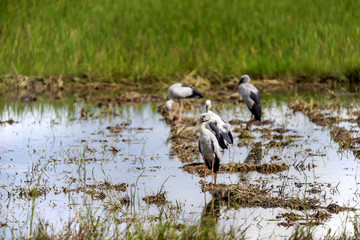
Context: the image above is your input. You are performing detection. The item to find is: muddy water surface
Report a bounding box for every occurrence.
[1,92,360,239]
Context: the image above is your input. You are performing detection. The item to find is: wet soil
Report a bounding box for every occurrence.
[3,73,356,105]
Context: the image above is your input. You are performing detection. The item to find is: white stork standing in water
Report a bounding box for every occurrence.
[235,75,262,129]
[166,83,203,122]
[204,100,233,149]
[197,113,222,188]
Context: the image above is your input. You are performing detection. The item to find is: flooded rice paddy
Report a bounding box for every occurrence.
[1,89,360,239]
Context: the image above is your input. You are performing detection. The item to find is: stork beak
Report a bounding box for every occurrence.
[233,81,240,92]
[193,120,201,134]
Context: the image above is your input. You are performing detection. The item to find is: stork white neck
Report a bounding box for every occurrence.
[165,99,174,110]
[200,121,208,134]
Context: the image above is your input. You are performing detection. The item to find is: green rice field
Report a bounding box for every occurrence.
[1,0,360,82]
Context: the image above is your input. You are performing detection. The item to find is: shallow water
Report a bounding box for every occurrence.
[1,94,360,239]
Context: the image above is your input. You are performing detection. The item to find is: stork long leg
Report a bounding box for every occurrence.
[174,100,183,122]
[204,191,207,205]
[203,158,207,188]
[211,157,215,189]
[246,118,254,130]
[178,100,183,122]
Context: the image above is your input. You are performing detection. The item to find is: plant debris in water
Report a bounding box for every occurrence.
[143,192,168,206]
[167,120,200,162]
[55,182,128,194]
[291,99,343,126]
[277,210,332,227]
[0,119,17,125]
[17,186,46,199]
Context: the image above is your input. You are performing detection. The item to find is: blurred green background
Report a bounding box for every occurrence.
[1,0,360,83]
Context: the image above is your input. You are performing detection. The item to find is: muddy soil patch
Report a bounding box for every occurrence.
[182,162,289,177]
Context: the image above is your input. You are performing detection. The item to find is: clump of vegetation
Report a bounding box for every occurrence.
[209,183,320,211]
[55,182,128,196]
[277,210,332,227]
[330,126,356,149]
[291,99,334,126]
[223,162,289,174]
[237,129,256,139]
[0,119,17,125]
[18,186,46,199]
[265,139,294,148]
[143,192,168,206]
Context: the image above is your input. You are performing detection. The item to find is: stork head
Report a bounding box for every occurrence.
[234,75,251,91]
[193,113,211,134]
[205,100,211,112]
[199,112,211,123]
[239,75,251,84]
[165,99,174,111]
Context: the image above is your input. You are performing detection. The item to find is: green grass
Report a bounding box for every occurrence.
[28,212,360,240]
[1,0,360,82]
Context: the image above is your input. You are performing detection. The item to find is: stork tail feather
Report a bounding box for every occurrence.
[250,104,261,121]
[221,131,233,145]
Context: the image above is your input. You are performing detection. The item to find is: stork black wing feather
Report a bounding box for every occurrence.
[249,91,261,106]
[181,84,203,98]
[209,122,227,149]
[249,91,262,121]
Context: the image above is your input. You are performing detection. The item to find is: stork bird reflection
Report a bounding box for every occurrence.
[197,113,222,188]
[204,100,233,149]
[235,75,262,129]
[166,83,203,122]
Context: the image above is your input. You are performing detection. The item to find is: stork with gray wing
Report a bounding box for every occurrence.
[235,75,261,129]
[196,113,222,188]
[166,83,203,122]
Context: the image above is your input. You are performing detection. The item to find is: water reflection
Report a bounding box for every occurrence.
[201,195,221,229]
[240,142,262,183]
[244,142,262,165]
